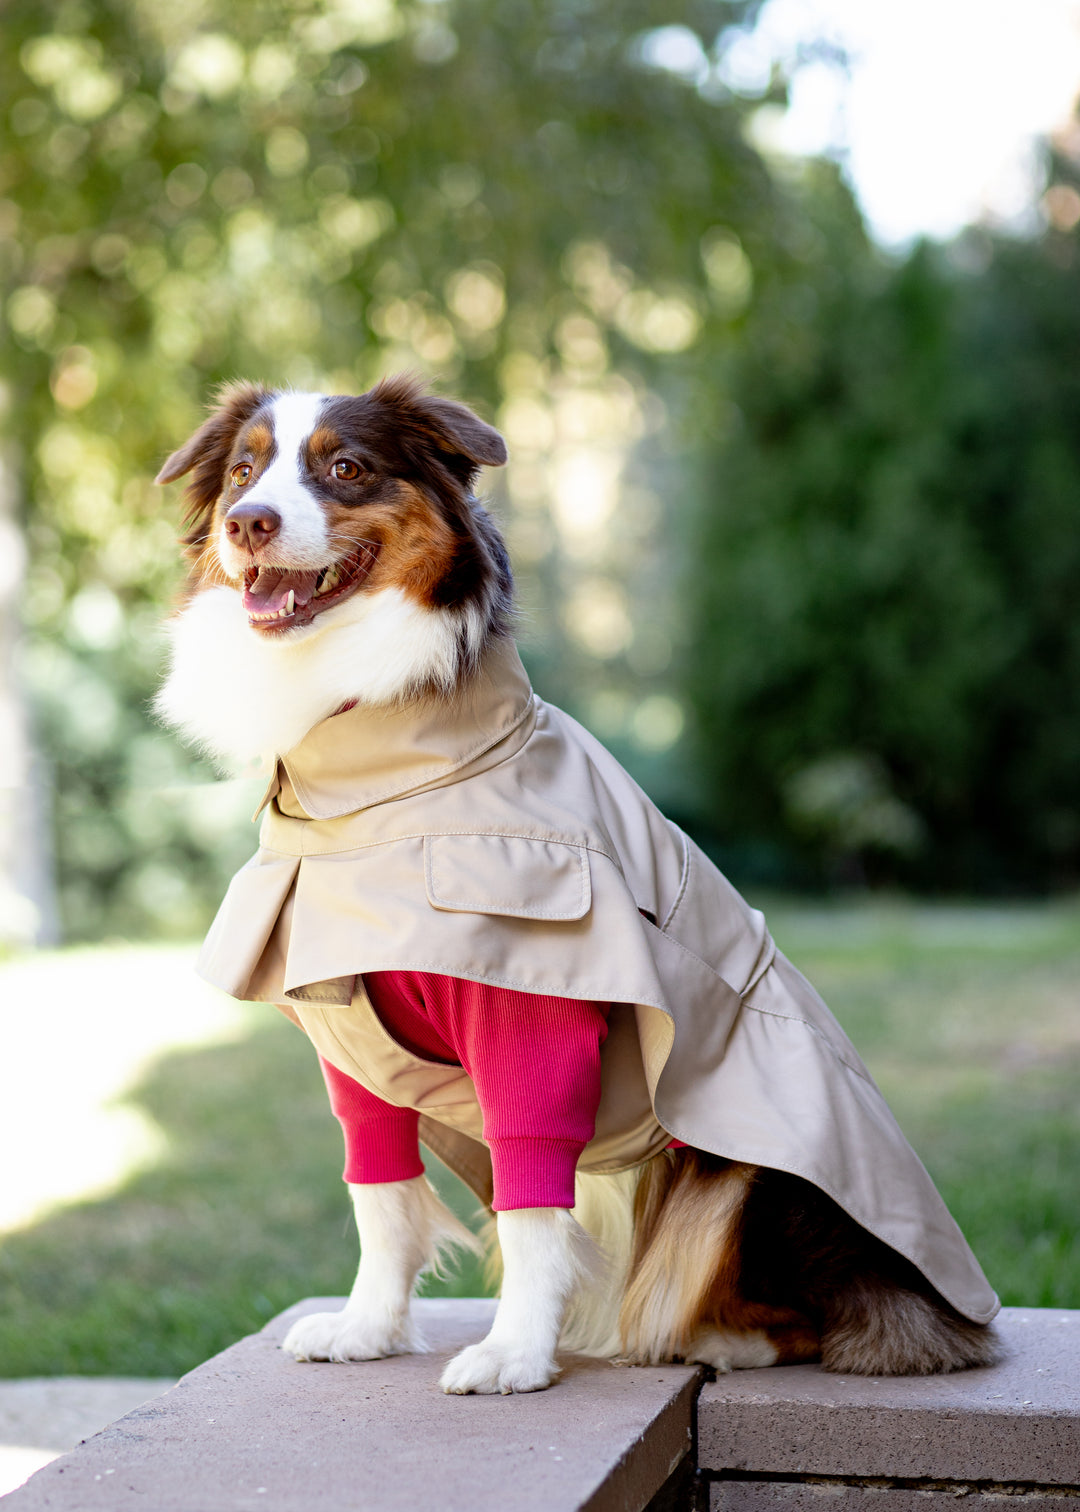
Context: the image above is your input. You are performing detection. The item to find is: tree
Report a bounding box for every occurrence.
[684,156,1080,890]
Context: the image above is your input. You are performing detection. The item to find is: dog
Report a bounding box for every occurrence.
[155,375,999,1394]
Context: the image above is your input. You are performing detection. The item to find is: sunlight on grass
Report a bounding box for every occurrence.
[0,945,256,1232]
[0,950,490,1377]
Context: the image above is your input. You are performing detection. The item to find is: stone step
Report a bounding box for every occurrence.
[0,1299,700,1512]
[3,1304,1078,1511]
[698,1306,1080,1509]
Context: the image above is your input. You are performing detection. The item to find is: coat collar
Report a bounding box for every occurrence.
[254,635,537,821]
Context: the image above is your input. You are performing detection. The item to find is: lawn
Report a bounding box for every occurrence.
[0,898,1076,1377]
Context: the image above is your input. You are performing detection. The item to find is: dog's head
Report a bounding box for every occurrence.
[155,378,513,762]
[157,375,512,650]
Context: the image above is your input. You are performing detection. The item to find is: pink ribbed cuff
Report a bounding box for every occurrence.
[339,1110,425,1186]
[488,1136,586,1210]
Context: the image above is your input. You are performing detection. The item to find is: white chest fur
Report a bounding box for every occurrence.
[156,584,481,768]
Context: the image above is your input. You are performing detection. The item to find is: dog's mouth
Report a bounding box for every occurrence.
[241,543,380,632]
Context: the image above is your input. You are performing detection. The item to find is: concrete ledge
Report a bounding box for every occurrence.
[1,1299,701,1512]
[699,1307,1080,1502]
[5,1305,1079,1511]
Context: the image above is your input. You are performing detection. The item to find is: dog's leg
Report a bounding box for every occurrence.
[440,1208,591,1394]
[282,1175,479,1363]
[685,1326,780,1371]
[685,1317,822,1371]
[559,1167,639,1358]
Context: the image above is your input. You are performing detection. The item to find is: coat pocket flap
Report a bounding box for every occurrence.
[424,834,592,920]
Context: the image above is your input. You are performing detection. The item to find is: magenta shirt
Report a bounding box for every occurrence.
[318,970,611,1210]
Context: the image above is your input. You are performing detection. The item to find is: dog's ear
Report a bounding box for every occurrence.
[420,395,508,470]
[371,375,507,486]
[156,381,272,486]
[157,382,273,548]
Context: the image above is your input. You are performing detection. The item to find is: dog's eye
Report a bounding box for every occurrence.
[332,459,363,482]
[231,463,253,487]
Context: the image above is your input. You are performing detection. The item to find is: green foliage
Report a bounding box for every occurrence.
[680,145,1080,883]
[684,184,1080,890]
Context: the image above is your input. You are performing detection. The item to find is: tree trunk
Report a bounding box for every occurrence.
[0,442,58,947]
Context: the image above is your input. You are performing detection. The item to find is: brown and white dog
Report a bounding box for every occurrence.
[155,377,997,1394]
[156,379,513,769]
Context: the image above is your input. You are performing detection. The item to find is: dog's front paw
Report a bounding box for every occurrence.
[282,1308,416,1364]
[439,1339,559,1395]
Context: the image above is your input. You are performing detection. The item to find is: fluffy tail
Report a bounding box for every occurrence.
[740,1164,1001,1376]
[818,1277,999,1374]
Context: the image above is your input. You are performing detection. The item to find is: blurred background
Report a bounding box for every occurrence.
[0,0,1078,1392]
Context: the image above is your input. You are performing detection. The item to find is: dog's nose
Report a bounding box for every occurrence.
[224,502,281,552]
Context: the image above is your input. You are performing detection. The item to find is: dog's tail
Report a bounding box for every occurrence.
[741,1164,1001,1376]
[817,1274,1000,1375]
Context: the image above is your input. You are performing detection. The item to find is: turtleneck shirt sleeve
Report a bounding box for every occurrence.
[316,970,610,1210]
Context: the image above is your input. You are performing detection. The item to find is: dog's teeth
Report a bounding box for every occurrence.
[285,589,295,615]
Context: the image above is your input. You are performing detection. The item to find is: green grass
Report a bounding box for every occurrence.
[764,897,1080,1309]
[1,898,1077,1376]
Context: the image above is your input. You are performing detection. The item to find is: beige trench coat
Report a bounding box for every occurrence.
[198,638,999,1326]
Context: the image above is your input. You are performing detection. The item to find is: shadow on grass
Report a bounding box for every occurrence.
[0,1014,493,1379]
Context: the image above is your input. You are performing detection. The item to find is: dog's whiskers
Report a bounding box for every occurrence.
[325,534,379,554]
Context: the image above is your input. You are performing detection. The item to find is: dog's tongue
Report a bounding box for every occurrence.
[243,567,320,615]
